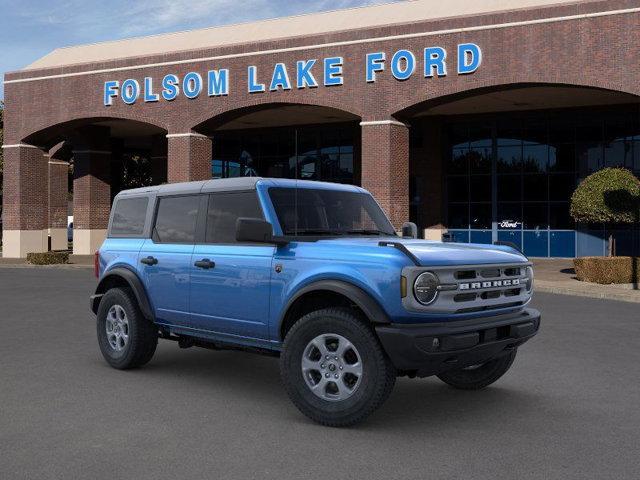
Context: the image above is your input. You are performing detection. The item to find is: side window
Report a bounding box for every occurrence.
[110,197,148,236]
[205,192,263,244]
[153,195,200,244]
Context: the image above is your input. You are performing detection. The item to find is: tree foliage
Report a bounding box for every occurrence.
[570,168,640,224]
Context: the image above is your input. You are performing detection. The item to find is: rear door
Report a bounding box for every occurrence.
[139,194,203,327]
[189,191,274,342]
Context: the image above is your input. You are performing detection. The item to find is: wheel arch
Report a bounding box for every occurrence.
[279,280,390,341]
[92,267,154,321]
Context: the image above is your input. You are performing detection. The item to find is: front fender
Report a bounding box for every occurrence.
[282,278,391,325]
[92,267,154,321]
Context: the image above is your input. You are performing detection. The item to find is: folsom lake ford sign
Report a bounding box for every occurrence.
[103,43,482,106]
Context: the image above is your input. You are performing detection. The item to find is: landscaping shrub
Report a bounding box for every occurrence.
[27,251,69,265]
[573,256,640,284]
[570,168,640,224]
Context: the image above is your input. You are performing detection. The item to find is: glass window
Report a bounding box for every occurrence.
[447,204,469,229]
[153,195,200,244]
[469,147,491,174]
[550,202,573,229]
[470,203,491,229]
[523,145,548,173]
[523,204,548,229]
[523,175,548,202]
[604,141,632,168]
[497,145,522,173]
[447,176,469,203]
[497,203,522,229]
[269,188,395,236]
[449,148,469,174]
[205,192,264,244]
[110,197,148,236]
[549,174,576,201]
[470,175,492,202]
[497,175,521,201]
[549,144,575,172]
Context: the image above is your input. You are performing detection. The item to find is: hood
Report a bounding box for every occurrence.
[316,237,527,266]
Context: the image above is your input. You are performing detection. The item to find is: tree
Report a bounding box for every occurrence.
[570,167,640,255]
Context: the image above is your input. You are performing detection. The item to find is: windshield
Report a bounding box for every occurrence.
[269,187,396,237]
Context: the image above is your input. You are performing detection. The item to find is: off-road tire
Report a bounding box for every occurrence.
[97,287,158,370]
[280,307,396,427]
[436,349,517,390]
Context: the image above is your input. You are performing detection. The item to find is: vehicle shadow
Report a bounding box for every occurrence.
[135,344,541,433]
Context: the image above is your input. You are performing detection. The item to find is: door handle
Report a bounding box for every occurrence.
[194,259,215,269]
[140,256,158,266]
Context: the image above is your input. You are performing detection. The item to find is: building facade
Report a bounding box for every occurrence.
[3,0,640,257]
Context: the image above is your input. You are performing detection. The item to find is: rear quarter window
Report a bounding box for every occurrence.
[109,197,149,236]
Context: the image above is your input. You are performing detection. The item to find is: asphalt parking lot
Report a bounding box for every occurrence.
[1,267,639,480]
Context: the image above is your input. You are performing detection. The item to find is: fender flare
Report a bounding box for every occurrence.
[280,279,391,329]
[92,267,154,321]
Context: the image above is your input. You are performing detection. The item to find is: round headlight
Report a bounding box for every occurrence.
[525,266,534,292]
[414,271,439,305]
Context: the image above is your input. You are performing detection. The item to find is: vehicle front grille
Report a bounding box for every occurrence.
[402,263,532,315]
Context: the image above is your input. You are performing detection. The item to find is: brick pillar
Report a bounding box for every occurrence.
[151,134,168,184]
[360,120,410,229]
[71,127,111,255]
[1,144,49,257]
[167,133,212,183]
[48,159,69,251]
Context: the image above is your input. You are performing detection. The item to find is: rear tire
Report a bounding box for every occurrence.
[436,350,517,390]
[97,287,158,370]
[280,308,396,427]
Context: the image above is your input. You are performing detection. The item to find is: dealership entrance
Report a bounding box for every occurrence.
[407,86,640,258]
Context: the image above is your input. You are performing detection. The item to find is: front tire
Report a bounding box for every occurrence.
[97,287,158,370]
[280,308,396,427]
[436,350,517,390]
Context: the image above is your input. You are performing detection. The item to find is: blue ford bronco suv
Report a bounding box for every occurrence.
[91,177,540,426]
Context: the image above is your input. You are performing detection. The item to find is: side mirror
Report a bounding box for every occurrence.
[236,217,288,245]
[236,218,274,243]
[401,222,418,239]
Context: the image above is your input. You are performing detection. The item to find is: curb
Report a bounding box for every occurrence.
[535,281,640,304]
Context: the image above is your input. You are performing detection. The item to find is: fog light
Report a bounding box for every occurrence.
[414,271,439,305]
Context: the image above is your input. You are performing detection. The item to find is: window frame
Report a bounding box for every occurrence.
[202,190,266,246]
[107,195,151,239]
[151,193,205,245]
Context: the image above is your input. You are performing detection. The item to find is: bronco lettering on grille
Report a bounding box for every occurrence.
[459,279,521,290]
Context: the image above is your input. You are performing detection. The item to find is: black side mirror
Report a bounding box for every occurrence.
[401,222,418,239]
[236,218,273,243]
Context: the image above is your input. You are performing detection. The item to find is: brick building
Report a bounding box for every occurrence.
[3,0,640,257]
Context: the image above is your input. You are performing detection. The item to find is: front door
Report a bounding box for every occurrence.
[139,194,202,327]
[189,191,274,342]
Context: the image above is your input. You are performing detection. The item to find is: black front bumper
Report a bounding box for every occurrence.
[376,308,541,377]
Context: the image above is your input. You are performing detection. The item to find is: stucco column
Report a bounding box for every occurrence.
[166,133,212,183]
[151,134,168,184]
[72,149,111,255]
[1,144,49,258]
[360,120,410,229]
[48,159,69,251]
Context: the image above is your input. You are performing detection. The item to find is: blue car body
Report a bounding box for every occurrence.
[95,178,536,357]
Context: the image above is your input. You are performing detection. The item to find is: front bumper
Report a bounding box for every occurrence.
[375,308,540,377]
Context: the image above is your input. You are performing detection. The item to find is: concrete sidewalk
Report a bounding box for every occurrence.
[533,258,640,303]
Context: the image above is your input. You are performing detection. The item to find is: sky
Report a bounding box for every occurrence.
[0,0,401,100]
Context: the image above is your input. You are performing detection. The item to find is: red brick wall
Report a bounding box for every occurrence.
[167,135,212,183]
[2,146,48,230]
[48,161,68,229]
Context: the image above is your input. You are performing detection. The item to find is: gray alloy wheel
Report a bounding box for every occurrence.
[301,333,363,401]
[105,304,129,352]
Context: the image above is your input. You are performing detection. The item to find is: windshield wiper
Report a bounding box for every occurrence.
[285,229,347,236]
[346,229,393,236]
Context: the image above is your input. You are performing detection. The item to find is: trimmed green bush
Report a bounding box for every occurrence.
[570,168,640,224]
[27,251,69,265]
[574,256,640,284]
